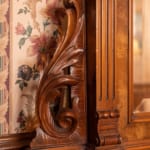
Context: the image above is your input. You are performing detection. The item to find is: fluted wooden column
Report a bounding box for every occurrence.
[96,0,122,148]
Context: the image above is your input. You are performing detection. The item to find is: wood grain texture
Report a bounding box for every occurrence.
[96,145,124,150]
[124,139,150,150]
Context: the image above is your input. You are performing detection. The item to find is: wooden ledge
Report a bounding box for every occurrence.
[0,131,36,150]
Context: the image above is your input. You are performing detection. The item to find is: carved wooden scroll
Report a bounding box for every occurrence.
[36,0,85,141]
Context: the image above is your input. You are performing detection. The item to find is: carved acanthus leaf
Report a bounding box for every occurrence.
[36,0,84,138]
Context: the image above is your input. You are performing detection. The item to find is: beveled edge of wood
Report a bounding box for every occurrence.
[124,139,150,150]
[96,144,124,150]
[0,131,36,150]
[32,144,86,150]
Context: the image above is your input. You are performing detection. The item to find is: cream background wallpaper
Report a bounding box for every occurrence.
[0,0,62,135]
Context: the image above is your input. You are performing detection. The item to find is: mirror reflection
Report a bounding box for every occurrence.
[133,0,150,113]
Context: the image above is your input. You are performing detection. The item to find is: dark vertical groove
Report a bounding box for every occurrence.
[106,0,109,100]
[86,0,97,148]
[100,0,102,101]
[113,0,116,100]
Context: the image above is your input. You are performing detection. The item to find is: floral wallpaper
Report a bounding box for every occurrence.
[0,0,65,135]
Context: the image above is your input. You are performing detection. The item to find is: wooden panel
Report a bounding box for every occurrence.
[117,0,150,148]
[129,0,150,123]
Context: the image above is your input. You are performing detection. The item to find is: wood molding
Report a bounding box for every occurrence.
[118,0,150,142]
[0,132,35,150]
[99,110,120,119]
[96,145,124,150]
[124,139,150,150]
[128,0,150,123]
[97,110,121,146]
[96,0,116,109]
[32,144,86,150]
[96,0,122,148]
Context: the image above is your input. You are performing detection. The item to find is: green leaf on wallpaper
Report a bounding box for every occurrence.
[24,7,30,14]
[19,37,26,49]
[17,7,30,15]
[33,73,40,80]
[18,9,24,14]
[15,80,22,84]
[19,82,24,90]
[23,82,28,87]
[15,80,28,90]
[26,25,32,37]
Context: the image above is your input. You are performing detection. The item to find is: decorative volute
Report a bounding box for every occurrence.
[36,0,85,139]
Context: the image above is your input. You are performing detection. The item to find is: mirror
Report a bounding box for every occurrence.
[0,0,65,136]
[133,0,150,113]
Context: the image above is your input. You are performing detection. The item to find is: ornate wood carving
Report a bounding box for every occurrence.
[32,0,86,147]
[99,110,120,119]
[97,110,121,146]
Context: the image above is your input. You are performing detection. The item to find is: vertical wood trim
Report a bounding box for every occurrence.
[96,0,116,109]
[128,0,134,122]
[96,0,122,147]
[86,0,97,148]
[96,0,102,101]
[108,0,115,102]
[129,0,134,122]
[102,0,108,101]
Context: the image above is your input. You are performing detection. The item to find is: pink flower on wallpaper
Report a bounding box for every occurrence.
[26,33,57,70]
[27,46,38,57]
[41,0,65,25]
[15,23,26,35]
[27,33,57,57]
[28,34,48,55]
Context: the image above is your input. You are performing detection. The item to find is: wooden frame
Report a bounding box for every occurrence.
[129,0,150,123]
[119,0,150,149]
